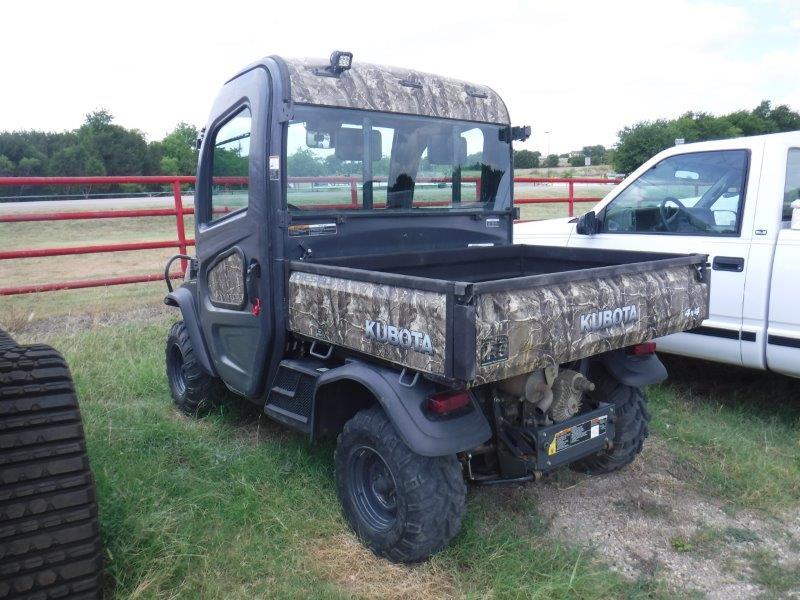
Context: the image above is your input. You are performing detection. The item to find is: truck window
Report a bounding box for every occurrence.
[285,106,510,213]
[601,150,748,236]
[784,148,800,221]
[208,107,251,223]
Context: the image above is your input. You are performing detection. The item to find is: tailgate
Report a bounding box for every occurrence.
[473,256,709,384]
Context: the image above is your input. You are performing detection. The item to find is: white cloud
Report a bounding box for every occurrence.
[0,0,797,154]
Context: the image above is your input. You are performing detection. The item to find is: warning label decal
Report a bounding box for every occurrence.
[548,415,608,456]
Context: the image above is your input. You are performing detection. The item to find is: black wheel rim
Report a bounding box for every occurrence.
[348,445,398,531]
[167,343,187,397]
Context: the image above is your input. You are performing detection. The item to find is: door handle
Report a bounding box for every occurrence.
[246,260,261,304]
[712,256,744,272]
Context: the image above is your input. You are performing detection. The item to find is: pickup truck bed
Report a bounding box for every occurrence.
[287,245,710,385]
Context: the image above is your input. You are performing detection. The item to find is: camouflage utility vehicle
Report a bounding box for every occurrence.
[164,52,710,562]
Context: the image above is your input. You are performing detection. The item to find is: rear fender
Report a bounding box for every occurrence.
[164,284,217,377]
[313,361,491,457]
[596,349,667,387]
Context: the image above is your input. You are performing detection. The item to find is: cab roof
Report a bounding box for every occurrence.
[268,56,510,125]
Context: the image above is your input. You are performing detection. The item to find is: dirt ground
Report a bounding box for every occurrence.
[524,438,799,599]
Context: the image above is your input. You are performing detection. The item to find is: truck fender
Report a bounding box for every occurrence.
[164,286,218,377]
[313,361,491,457]
[595,349,667,388]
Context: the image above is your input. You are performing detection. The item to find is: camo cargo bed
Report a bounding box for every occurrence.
[287,245,710,385]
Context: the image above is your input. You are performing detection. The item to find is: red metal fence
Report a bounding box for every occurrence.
[0,175,621,296]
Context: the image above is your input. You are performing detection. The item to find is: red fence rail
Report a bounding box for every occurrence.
[0,175,621,296]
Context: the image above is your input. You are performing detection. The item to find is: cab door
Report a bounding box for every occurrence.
[569,147,758,366]
[195,67,273,397]
[765,147,800,378]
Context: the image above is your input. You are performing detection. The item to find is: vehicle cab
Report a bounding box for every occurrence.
[516,131,800,378]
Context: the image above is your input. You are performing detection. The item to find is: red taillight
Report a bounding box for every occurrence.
[427,390,471,415]
[628,342,657,356]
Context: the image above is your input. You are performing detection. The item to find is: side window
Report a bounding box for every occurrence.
[602,150,748,236]
[784,148,800,221]
[208,107,251,222]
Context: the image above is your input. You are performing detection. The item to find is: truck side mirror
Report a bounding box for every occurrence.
[576,211,598,235]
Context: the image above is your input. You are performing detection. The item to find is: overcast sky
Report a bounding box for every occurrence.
[2,0,799,155]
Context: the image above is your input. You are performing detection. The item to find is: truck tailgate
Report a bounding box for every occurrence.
[473,261,709,383]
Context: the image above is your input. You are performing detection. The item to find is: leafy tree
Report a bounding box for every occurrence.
[287,148,324,176]
[0,154,13,176]
[614,101,800,173]
[545,154,559,168]
[161,122,198,175]
[568,154,585,167]
[513,149,540,169]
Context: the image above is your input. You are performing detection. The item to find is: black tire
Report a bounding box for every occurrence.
[570,363,651,475]
[334,407,466,563]
[0,335,103,600]
[166,321,224,417]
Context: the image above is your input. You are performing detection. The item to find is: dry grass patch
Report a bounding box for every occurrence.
[307,533,459,600]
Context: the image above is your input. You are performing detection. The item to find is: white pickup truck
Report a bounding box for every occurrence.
[516,131,800,379]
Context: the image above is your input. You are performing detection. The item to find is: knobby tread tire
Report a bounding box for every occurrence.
[0,330,103,600]
[570,363,651,475]
[166,321,224,417]
[335,407,466,563]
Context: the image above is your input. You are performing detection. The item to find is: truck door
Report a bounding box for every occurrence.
[765,147,800,378]
[569,147,758,366]
[194,68,273,397]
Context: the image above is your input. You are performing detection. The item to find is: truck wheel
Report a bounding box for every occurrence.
[0,335,104,599]
[570,364,651,475]
[166,321,224,417]
[334,407,466,563]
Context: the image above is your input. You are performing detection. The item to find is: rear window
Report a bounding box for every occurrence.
[285,105,511,213]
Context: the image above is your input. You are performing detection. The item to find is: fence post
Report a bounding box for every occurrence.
[172,180,188,274]
[568,180,574,217]
[350,178,358,208]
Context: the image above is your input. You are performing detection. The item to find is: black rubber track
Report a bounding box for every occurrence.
[166,321,225,417]
[0,332,103,600]
[570,362,651,475]
[335,407,466,563]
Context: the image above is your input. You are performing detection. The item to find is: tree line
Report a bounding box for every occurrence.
[0,110,198,196]
[513,100,800,175]
[2,101,798,191]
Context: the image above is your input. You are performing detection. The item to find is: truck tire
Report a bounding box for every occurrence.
[0,334,103,600]
[334,407,466,563]
[570,364,651,475]
[166,321,224,417]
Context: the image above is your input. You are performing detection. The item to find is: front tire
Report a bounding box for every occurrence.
[570,363,651,475]
[335,407,466,563]
[166,321,224,417]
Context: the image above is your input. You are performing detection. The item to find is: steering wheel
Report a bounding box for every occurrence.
[658,196,690,232]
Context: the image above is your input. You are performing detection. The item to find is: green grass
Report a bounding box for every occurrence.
[748,549,800,595]
[649,356,800,510]
[47,320,673,599]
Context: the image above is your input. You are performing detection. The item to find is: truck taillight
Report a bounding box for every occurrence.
[628,342,657,356]
[428,390,471,415]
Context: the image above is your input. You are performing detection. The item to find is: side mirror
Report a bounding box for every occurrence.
[576,211,598,235]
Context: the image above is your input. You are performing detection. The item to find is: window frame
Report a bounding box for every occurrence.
[783,147,800,222]
[598,149,751,238]
[202,103,253,226]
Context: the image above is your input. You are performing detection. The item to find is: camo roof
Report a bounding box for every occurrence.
[280,57,510,125]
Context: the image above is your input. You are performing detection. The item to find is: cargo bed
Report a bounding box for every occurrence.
[287,245,709,384]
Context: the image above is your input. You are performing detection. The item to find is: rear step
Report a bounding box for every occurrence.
[264,358,329,434]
